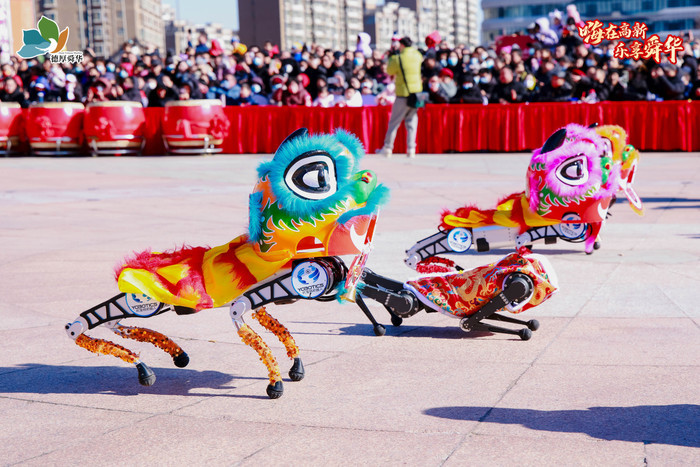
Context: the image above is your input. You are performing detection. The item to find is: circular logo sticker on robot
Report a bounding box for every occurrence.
[559,213,586,240]
[291,261,329,299]
[125,293,161,317]
[447,228,473,252]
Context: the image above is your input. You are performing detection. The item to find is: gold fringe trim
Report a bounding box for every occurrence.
[75,333,138,364]
[237,323,281,384]
[252,307,299,359]
[113,325,185,359]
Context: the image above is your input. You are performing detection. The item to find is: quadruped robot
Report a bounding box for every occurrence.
[404,123,643,271]
[65,128,559,399]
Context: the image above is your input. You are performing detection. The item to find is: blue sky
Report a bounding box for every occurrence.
[162,0,239,30]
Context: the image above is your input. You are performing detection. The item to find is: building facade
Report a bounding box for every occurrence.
[36,0,165,58]
[482,0,700,44]
[398,0,480,48]
[364,1,417,52]
[239,0,364,51]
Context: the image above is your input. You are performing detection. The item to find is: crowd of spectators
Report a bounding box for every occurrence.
[2,7,700,109]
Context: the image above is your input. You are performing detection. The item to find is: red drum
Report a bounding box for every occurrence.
[0,102,25,154]
[162,99,230,154]
[84,101,146,156]
[26,102,85,155]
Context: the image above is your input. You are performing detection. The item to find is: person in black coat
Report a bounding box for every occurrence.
[490,67,527,103]
[0,77,27,107]
[147,75,178,107]
[625,67,649,100]
[426,75,450,104]
[592,69,612,101]
[647,64,685,100]
[607,69,628,101]
[477,68,497,100]
[119,76,142,102]
[535,71,574,101]
[451,73,484,104]
[570,68,594,100]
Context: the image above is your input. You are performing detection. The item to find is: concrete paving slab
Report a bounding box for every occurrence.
[444,434,643,466]
[1,151,699,465]
[18,416,295,466]
[537,317,700,366]
[464,365,698,448]
[0,397,151,465]
[239,427,464,466]
[173,351,530,434]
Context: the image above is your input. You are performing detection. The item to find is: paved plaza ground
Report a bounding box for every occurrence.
[1,150,699,465]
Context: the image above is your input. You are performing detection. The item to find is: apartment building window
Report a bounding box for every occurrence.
[118,27,125,36]
[94,27,103,39]
[43,0,56,6]
[116,10,122,18]
[93,10,102,22]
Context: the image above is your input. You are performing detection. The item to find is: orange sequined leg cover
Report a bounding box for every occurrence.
[252,307,299,359]
[75,334,139,364]
[112,324,189,368]
[237,323,281,385]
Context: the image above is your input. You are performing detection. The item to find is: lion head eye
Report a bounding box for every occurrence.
[284,151,337,200]
[556,154,589,186]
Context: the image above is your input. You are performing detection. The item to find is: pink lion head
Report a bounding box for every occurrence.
[527,123,616,223]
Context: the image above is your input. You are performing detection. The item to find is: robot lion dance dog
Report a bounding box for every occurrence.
[65,128,560,398]
[405,123,643,270]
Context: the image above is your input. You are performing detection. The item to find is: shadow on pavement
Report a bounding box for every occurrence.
[641,197,700,203]
[424,405,700,447]
[336,323,523,340]
[0,363,269,398]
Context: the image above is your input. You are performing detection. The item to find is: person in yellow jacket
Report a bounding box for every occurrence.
[379,37,423,158]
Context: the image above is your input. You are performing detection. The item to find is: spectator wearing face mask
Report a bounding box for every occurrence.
[477,68,497,99]
[119,75,141,102]
[438,68,457,98]
[451,73,484,104]
[426,75,450,104]
[147,75,178,107]
[445,51,462,80]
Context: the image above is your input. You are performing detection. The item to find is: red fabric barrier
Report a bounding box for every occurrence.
[11,102,700,155]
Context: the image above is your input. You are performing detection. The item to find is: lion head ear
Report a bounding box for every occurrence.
[541,128,567,154]
[278,128,309,150]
